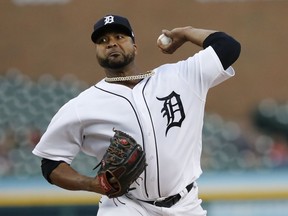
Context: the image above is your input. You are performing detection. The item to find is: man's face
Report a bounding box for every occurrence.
[95,31,137,70]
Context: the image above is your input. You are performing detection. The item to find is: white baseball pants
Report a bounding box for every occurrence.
[97,182,207,216]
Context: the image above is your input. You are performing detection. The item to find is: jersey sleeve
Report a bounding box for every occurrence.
[177,46,235,99]
[32,99,83,164]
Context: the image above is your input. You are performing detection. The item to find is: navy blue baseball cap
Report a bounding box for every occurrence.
[91,14,135,43]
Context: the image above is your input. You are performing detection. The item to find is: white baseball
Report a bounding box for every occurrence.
[157,34,172,46]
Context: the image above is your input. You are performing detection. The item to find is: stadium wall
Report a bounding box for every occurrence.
[1,0,288,124]
[1,170,288,216]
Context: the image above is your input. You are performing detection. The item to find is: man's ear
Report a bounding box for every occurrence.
[133,43,138,55]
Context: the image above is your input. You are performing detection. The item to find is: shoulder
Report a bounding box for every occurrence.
[53,86,95,114]
[154,47,216,74]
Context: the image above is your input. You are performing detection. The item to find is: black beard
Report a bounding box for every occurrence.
[98,52,135,69]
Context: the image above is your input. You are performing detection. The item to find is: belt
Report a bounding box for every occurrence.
[142,182,194,208]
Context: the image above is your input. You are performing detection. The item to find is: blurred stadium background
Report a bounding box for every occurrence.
[1,0,288,215]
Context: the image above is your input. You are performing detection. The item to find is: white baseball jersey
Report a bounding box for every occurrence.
[33,46,234,200]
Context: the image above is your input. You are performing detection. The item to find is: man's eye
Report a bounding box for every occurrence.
[97,37,107,44]
[116,34,125,39]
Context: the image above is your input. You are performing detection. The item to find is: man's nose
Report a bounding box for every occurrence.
[107,38,117,48]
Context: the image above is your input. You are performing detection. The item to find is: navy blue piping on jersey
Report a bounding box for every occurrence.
[94,85,149,198]
[142,77,162,198]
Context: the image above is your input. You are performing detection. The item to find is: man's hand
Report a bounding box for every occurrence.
[158,26,217,54]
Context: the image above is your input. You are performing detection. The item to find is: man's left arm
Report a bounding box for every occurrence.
[203,31,241,69]
[158,26,241,69]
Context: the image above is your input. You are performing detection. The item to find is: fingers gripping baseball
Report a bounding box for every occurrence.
[157,29,187,54]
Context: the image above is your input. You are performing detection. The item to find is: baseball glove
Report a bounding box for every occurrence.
[94,129,146,198]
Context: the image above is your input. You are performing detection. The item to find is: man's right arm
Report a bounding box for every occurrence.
[41,158,105,194]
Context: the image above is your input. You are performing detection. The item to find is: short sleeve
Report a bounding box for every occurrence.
[32,100,83,164]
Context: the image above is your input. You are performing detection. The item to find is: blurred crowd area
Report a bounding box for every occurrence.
[0,69,288,179]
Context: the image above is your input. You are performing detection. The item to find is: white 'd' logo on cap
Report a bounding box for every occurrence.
[104,15,114,25]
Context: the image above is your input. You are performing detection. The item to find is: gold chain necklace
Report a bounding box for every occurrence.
[105,70,155,82]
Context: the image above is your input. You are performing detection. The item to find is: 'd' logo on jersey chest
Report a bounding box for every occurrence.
[157,91,185,136]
